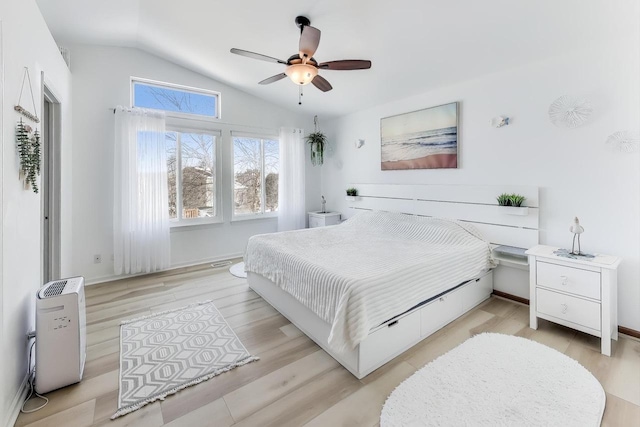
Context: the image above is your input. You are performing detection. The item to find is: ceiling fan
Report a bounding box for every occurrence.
[230,16,371,93]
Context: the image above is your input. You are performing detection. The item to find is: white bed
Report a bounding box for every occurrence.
[245,211,494,351]
[246,184,539,378]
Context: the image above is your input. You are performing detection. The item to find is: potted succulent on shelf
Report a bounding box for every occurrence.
[345,188,358,201]
[497,193,528,215]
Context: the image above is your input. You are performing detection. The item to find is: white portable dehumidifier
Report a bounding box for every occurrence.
[35,276,87,394]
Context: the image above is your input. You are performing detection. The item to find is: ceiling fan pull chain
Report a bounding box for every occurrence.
[298,86,303,105]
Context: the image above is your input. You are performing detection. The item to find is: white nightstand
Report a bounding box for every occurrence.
[308,211,341,228]
[526,245,621,356]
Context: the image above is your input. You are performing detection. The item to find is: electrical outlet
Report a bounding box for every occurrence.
[94,254,102,264]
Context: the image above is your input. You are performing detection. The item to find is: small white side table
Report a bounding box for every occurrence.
[308,211,341,228]
[526,245,621,356]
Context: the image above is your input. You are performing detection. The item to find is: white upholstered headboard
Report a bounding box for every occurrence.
[346,184,539,248]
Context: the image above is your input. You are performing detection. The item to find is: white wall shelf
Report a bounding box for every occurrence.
[498,206,529,216]
[492,245,529,270]
[494,254,529,270]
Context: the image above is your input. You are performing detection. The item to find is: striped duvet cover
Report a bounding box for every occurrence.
[244,210,494,352]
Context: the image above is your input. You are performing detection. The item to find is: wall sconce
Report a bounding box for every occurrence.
[490,116,510,128]
[355,139,365,149]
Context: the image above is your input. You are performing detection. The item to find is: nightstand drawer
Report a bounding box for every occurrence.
[309,216,322,228]
[536,261,600,300]
[308,212,341,228]
[536,288,600,331]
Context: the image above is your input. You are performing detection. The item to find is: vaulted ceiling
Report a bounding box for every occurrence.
[36,0,636,118]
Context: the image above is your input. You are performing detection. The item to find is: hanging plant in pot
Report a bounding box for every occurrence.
[306,115,326,166]
[306,131,326,166]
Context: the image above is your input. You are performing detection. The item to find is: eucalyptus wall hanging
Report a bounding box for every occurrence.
[14,67,41,193]
[16,119,41,193]
[306,115,327,166]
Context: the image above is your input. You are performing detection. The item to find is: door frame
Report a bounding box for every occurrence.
[42,80,61,283]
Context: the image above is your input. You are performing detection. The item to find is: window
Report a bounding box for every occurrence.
[132,78,220,119]
[166,130,221,224]
[232,134,279,217]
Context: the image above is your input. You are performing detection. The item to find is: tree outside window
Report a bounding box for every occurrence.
[166,131,218,222]
[233,136,279,216]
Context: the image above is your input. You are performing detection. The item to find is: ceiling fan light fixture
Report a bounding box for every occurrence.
[285,63,318,85]
[230,15,371,97]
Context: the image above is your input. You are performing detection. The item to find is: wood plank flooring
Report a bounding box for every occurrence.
[15,262,640,426]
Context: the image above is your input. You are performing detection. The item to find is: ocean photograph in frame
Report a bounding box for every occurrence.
[381,102,459,170]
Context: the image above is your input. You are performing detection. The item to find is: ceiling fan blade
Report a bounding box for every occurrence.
[299,26,321,59]
[230,48,287,64]
[259,73,287,85]
[318,60,372,70]
[311,75,332,92]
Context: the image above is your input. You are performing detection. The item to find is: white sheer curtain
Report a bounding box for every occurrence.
[113,106,170,275]
[278,128,306,231]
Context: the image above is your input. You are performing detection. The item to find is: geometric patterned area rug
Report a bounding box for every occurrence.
[112,300,258,419]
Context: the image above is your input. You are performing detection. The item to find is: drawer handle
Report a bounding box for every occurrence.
[560,275,568,286]
[561,303,568,314]
[388,320,399,328]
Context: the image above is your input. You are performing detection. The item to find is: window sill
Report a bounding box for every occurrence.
[231,213,278,223]
[170,217,224,231]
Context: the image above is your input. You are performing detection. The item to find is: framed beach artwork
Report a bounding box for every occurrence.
[380,102,459,170]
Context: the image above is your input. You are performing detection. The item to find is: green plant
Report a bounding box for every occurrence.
[497,193,526,207]
[16,119,40,193]
[510,194,525,207]
[306,131,327,166]
[497,193,511,206]
[346,188,358,197]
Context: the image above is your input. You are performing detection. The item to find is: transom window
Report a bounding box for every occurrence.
[132,78,220,119]
[166,130,221,224]
[232,133,279,217]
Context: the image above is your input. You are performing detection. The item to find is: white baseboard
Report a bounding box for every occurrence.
[4,373,29,427]
[84,252,244,286]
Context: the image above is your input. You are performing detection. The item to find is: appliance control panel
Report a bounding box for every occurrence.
[50,315,72,331]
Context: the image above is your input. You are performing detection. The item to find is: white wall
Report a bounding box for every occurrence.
[0,1,73,425]
[0,18,4,426]
[322,43,640,331]
[69,45,320,283]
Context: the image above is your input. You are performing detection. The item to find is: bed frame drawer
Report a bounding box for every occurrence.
[248,271,494,379]
[420,288,463,338]
[359,310,421,373]
[462,271,493,311]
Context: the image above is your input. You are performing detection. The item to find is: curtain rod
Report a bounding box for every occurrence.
[108,108,290,133]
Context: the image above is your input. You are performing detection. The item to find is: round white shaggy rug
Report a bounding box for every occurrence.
[381,333,605,427]
[229,262,247,279]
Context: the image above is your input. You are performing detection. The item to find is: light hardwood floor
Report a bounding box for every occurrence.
[15,262,640,427]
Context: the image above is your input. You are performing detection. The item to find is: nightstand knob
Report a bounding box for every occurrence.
[560,275,568,285]
[561,303,568,314]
